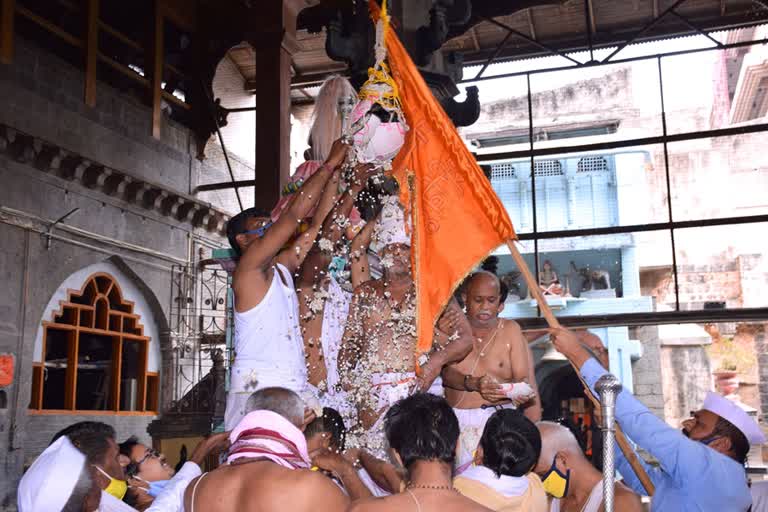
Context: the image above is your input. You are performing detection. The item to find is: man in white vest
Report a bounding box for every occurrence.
[224,139,348,430]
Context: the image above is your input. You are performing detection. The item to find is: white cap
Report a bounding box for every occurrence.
[702,391,766,445]
[373,196,410,249]
[18,436,87,511]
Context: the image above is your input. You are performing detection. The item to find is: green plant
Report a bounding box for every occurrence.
[707,337,755,373]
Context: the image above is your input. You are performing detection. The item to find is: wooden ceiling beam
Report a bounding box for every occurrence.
[527,9,537,40]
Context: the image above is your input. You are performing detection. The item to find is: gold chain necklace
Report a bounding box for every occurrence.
[407,483,460,493]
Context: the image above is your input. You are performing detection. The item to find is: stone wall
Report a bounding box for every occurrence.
[660,345,712,428]
[628,326,665,419]
[0,37,226,508]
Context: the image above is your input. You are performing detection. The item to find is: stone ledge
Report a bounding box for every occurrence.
[0,124,230,236]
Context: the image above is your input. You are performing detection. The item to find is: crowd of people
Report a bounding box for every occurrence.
[17,76,766,511]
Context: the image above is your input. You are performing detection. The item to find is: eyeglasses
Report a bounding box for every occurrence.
[136,448,161,467]
[242,221,273,238]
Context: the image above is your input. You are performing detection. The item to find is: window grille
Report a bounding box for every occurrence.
[577,156,610,173]
[491,163,516,179]
[534,160,564,176]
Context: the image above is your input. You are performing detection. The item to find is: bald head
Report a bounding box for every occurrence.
[535,421,584,473]
[245,387,305,427]
[467,270,501,294]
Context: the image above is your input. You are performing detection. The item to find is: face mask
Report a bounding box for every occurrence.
[94,465,128,500]
[243,221,273,238]
[682,428,720,447]
[541,457,570,499]
[329,256,348,280]
[133,477,170,498]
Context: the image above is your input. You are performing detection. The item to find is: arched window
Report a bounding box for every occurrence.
[29,273,158,414]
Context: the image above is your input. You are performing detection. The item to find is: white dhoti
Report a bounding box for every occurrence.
[317,276,357,424]
[454,403,517,470]
[355,371,417,459]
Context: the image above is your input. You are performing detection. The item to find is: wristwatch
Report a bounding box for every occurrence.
[463,374,473,391]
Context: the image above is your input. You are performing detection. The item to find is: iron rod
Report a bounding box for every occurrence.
[596,374,623,512]
[474,122,768,161]
[482,16,583,66]
[460,36,768,84]
[669,11,724,48]
[603,0,690,62]
[657,56,681,312]
[199,79,244,212]
[475,29,515,80]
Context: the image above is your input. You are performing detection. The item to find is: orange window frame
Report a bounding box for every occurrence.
[29,272,158,415]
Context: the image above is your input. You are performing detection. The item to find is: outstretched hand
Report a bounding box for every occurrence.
[311,448,349,477]
[349,163,377,193]
[190,431,230,466]
[326,138,350,169]
[576,330,609,369]
[548,327,592,369]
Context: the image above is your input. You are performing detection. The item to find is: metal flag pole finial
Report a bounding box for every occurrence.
[596,373,623,512]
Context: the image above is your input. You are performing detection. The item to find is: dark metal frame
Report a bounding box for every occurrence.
[473,34,768,328]
[463,0,768,70]
[461,37,768,85]
[201,2,768,197]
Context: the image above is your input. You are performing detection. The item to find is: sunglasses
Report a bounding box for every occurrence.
[242,221,273,238]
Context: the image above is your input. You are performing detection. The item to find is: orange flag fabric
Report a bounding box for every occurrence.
[369,1,517,355]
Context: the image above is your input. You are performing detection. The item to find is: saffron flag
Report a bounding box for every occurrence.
[369,1,517,354]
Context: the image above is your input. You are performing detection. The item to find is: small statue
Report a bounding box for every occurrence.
[539,260,563,296]
[570,261,612,292]
[500,271,521,299]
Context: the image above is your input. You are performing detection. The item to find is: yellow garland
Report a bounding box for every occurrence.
[358,0,404,115]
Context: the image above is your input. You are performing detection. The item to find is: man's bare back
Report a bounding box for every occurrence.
[350,488,492,512]
[184,460,348,512]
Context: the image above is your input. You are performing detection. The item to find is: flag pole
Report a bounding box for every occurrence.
[505,239,655,496]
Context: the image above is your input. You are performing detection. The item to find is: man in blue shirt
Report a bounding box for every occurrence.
[549,327,765,512]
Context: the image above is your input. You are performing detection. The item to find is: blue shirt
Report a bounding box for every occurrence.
[580,358,752,512]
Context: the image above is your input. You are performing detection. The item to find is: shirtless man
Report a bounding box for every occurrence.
[185,387,349,512]
[442,271,542,469]
[223,139,347,430]
[535,421,642,512]
[350,394,491,512]
[298,163,376,407]
[338,196,472,456]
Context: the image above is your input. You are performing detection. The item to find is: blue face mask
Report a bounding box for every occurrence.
[329,255,348,280]
[133,478,170,498]
[242,221,273,238]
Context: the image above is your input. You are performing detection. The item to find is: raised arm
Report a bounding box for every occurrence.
[311,449,373,501]
[350,214,378,289]
[237,140,347,275]
[354,449,405,494]
[276,167,341,275]
[417,298,474,391]
[337,286,368,389]
[294,163,377,286]
[551,327,709,489]
[325,163,376,247]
